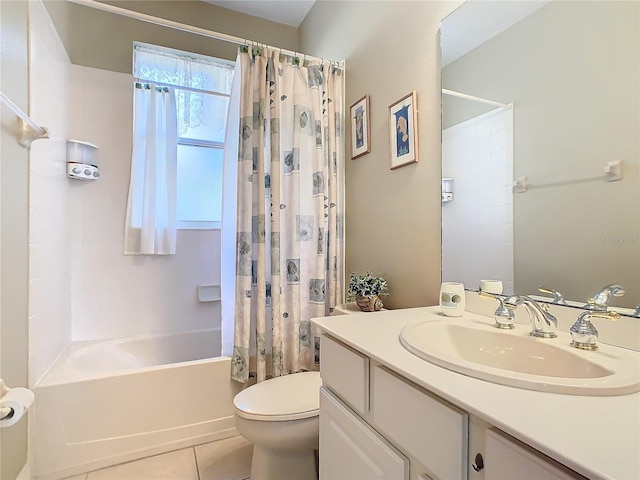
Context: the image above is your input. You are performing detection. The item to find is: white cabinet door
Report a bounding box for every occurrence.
[372,366,468,480]
[319,387,408,480]
[485,429,585,480]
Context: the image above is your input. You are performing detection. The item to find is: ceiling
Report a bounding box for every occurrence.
[203,0,316,27]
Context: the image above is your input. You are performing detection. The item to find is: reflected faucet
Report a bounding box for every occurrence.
[583,284,625,311]
[538,286,568,305]
[504,295,558,338]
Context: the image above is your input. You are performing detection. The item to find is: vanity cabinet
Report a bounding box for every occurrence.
[320,334,585,480]
[320,335,467,480]
[483,428,585,480]
[319,387,409,479]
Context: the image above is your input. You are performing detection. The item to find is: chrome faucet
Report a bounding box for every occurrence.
[479,291,515,329]
[633,305,640,318]
[570,310,620,350]
[503,295,558,338]
[583,284,625,311]
[538,286,568,305]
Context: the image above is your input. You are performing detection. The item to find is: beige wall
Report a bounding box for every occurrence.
[44,0,299,72]
[0,1,30,477]
[300,1,462,308]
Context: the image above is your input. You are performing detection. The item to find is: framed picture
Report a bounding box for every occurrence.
[350,95,370,159]
[388,91,418,169]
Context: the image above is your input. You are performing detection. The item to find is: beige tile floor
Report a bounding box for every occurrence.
[63,435,253,480]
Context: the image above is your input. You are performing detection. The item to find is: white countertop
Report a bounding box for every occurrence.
[312,306,640,480]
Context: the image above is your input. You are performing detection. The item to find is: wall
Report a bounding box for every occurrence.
[68,65,222,341]
[28,0,73,386]
[0,1,30,477]
[442,1,640,306]
[442,107,514,293]
[300,1,462,308]
[44,0,299,72]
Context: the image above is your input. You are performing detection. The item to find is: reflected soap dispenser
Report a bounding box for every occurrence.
[67,139,100,180]
[442,177,453,202]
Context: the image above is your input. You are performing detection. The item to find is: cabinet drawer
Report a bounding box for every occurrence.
[372,366,468,480]
[320,335,369,414]
[485,429,585,480]
[320,387,408,480]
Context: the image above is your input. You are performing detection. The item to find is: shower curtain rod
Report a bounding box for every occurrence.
[442,88,511,108]
[68,0,342,69]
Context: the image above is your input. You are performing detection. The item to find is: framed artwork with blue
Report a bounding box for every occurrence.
[350,95,370,159]
[388,91,418,169]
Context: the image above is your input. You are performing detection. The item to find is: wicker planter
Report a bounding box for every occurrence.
[355,295,384,312]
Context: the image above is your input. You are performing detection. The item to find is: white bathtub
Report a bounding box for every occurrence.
[32,329,241,480]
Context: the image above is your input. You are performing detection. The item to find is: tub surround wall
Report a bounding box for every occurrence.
[442,108,514,293]
[68,65,222,341]
[28,0,73,386]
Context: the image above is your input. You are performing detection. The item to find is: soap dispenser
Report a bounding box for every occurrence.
[67,139,100,180]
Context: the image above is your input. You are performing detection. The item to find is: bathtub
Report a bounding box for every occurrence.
[32,329,241,480]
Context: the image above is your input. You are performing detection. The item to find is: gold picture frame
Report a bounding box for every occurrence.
[388,91,418,169]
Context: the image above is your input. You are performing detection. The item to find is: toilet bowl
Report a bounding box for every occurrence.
[233,371,322,480]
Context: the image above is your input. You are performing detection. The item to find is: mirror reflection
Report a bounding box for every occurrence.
[441,0,639,314]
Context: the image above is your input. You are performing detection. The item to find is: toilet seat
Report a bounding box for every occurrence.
[234,371,321,422]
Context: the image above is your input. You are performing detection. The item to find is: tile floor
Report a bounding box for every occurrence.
[63,435,253,480]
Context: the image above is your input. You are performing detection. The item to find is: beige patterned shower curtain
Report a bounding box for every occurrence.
[230,47,344,383]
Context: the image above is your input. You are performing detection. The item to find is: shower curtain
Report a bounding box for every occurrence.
[226,47,345,383]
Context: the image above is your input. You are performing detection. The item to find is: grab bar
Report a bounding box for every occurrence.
[0,90,49,148]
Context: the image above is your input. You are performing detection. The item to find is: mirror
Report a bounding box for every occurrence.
[441,0,639,314]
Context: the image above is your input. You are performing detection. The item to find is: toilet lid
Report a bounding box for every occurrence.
[234,371,322,421]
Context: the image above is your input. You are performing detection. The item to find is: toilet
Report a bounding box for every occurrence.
[233,371,322,480]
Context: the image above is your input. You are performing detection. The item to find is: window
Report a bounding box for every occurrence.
[133,43,235,229]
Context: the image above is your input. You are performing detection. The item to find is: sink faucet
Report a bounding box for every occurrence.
[570,310,620,350]
[479,291,515,329]
[583,284,625,311]
[633,305,640,318]
[503,295,558,338]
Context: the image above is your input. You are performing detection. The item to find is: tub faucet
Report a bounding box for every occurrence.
[583,284,625,311]
[503,295,558,338]
[479,291,515,329]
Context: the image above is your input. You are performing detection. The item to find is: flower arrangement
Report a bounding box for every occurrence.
[347,272,389,300]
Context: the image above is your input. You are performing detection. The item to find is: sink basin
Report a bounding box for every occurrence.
[400,316,640,396]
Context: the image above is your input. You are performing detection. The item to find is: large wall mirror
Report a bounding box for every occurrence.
[441,0,639,314]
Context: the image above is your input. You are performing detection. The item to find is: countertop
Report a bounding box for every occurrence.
[312,306,640,480]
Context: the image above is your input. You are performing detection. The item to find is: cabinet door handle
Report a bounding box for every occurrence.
[472,453,484,472]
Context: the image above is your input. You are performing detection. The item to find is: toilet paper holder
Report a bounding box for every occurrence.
[0,378,34,426]
[0,406,14,421]
[0,379,12,420]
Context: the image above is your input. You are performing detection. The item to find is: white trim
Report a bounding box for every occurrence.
[177,220,221,230]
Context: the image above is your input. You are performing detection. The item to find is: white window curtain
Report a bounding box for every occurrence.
[134,45,234,137]
[124,85,178,255]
